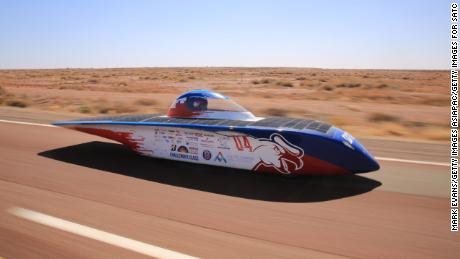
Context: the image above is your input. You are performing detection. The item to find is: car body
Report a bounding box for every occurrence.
[54,90,380,176]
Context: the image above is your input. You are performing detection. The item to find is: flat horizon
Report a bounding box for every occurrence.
[0,66,450,72]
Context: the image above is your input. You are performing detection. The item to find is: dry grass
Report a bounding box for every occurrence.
[336,83,361,88]
[264,108,289,117]
[78,105,92,113]
[134,98,158,106]
[114,104,137,114]
[276,81,294,87]
[369,112,400,122]
[75,102,139,114]
[416,96,449,106]
[381,123,408,136]
[5,99,28,108]
[323,85,334,91]
[260,78,272,84]
[419,127,449,140]
[251,78,273,85]
[328,116,347,127]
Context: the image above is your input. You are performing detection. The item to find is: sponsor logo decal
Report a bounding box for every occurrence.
[217,136,231,149]
[202,150,212,160]
[170,143,198,161]
[341,132,355,150]
[186,136,199,142]
[252,133,304,175]
[170,152,199,161]
[188,146,198,154]
[199,137,215,148]
[177,145,189,153]
[214,151,227,163]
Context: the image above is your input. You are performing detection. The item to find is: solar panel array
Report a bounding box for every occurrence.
[76,114,332,133]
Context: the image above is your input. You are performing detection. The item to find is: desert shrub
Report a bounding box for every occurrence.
[118,82,128,87]
[139,76,158,80]
[421,96,449,106]
[323,85,334,91]
[87,79,98,84]
[277,81,294,87]
[336,83,361,88]
[78,106,92,113]
[253,78,272,84]
[5,99,28,108]
[135,98,158,106]
[403,121,427,127]
[260,78,271,84]
[62,76,81,80]
[264,108,288,116]
[382,123,405,136]
[93,100,111,114]
[369,112,400,122]
[188,76,196,80]
[96,106,111,114]
[178,78,188,83]
[0,85,6,96]
[114,105,137,114]
[296,76,306,80]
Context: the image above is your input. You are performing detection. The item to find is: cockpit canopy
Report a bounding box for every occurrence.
[167,90,258,121]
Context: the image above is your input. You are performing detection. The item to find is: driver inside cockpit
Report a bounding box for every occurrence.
[186,96,208,112]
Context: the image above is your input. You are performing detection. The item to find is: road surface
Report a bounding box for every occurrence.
[0,109,457,258]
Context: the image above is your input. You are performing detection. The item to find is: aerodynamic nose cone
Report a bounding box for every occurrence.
[334,130,380,174]
[352,148,380,173]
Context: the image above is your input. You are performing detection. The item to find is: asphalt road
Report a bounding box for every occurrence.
[0,112,458,258]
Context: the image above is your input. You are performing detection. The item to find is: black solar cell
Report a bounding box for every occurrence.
[280,118,302,128]
[291,120,312,130]
[307,121,320,130]
[73,114,331,133]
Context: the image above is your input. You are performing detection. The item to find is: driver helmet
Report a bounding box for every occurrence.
[186,97,208,112]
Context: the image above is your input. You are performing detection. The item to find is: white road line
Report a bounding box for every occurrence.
[0,118,449,167]
[8,207,199,259]
[375,156,449,167]
[0,119,56,127]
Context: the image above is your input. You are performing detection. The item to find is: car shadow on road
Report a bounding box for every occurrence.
[39,141,381,203]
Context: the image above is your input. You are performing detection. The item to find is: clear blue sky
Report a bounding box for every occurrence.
[0,0,450,69]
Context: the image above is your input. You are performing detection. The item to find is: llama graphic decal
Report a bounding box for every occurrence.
[252,133,304,174]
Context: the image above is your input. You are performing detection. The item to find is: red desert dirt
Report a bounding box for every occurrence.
[0,67,449,141]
